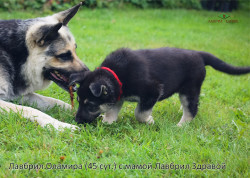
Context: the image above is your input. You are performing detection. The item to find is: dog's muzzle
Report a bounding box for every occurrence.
[43,68,81,92]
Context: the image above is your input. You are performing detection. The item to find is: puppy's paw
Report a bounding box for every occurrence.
[146,115,155,125]
[102,115,117,124]
[177,122,182,127]
[177,116,192,127]
[177,121,190,127]
[102,119,114,124]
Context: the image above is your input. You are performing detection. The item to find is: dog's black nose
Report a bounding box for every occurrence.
[75,116,82,124]
[75,115,96,124]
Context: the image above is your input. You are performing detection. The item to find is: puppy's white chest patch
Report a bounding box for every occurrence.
[100,104,114,112]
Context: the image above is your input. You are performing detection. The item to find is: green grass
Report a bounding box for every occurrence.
[0,8,249,177]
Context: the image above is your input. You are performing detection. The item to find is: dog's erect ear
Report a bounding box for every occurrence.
[36,23,62,47]
[89,83,107,97]
[53,2,82,26]
[69,72,86,86]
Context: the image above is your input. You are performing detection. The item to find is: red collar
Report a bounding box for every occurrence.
[98,67,123,101]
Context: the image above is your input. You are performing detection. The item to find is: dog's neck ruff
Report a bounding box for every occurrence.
[99,67,123,101]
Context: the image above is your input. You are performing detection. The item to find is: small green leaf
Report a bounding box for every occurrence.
[218,13,230,19]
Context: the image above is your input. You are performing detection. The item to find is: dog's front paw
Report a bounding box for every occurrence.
[52,100,72,110]
[61,103,72,110]
[102,115,117,124]
[146,116,155,125]
[52,122,80,131]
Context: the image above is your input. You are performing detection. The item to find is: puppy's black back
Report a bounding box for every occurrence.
[101,47,206,100]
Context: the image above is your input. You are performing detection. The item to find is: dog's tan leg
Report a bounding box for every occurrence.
[0,100,78,131]
[135,105,154,124]
[177,95,193,127]
[20,93,71,111]
[102,101,123,124]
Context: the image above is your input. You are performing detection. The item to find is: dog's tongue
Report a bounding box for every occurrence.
[51,72,62,81]
[50,72,69,83]
[61,75,69,82]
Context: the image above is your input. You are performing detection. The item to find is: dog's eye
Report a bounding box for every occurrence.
[56,51,73,61]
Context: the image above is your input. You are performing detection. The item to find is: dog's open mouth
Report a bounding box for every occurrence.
[43,68,77,92]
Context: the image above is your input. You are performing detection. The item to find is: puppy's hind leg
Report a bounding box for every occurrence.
[177,95,195,126]
[177,67,205,127]
[177,89,201,127]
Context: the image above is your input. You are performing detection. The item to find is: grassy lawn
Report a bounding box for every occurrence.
[0,8,249,177]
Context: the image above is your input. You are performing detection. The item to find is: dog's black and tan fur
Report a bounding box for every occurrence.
[0,3,88,130]
[71,48,250,126]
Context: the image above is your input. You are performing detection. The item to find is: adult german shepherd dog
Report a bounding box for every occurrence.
[0,3,88,130]
[70,48,250,126]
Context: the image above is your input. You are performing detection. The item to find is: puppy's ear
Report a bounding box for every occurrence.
[35,23,62,47]
[69,72,86,86]
[53,2,82,26]
[89,83,107,97]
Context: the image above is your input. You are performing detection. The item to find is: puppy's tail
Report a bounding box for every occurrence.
[200,52,250,75]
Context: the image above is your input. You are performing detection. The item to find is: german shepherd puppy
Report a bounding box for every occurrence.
[70,48,250,126]
[0,3,88,130]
